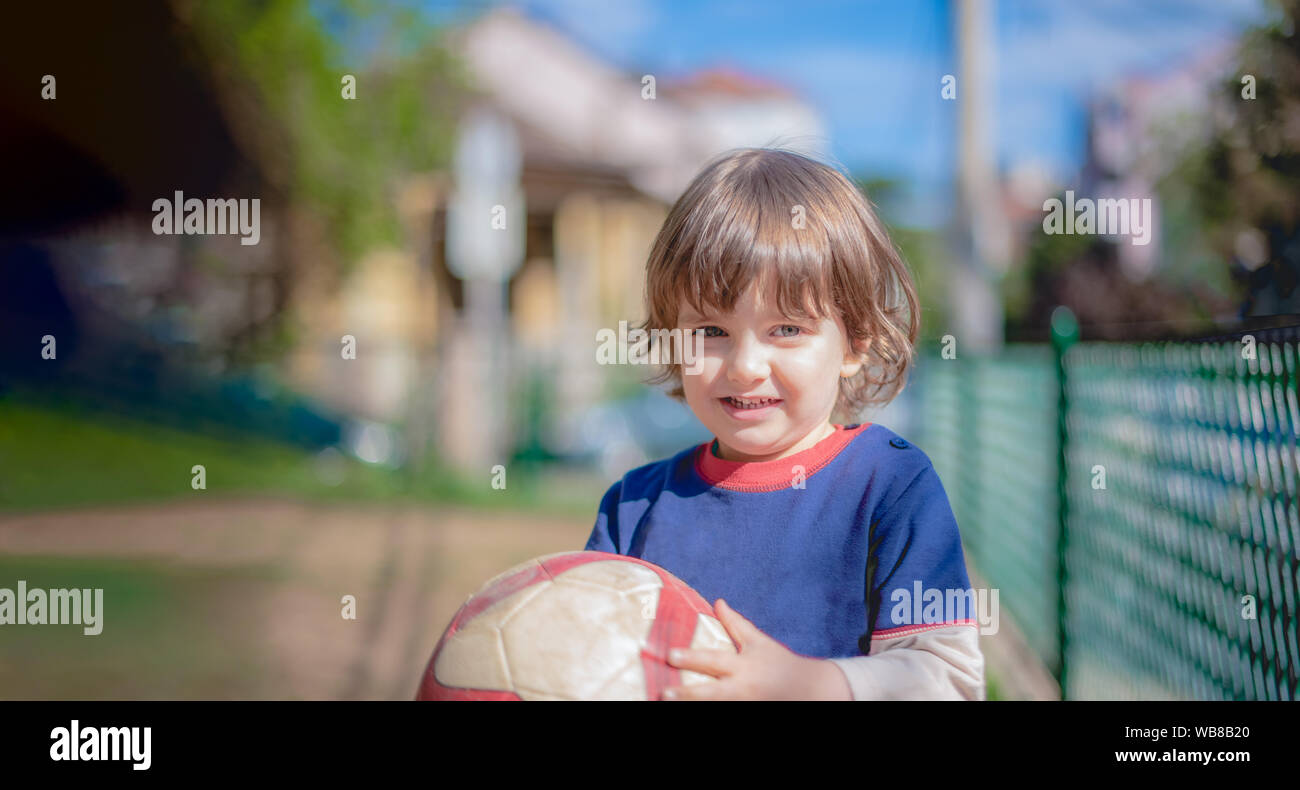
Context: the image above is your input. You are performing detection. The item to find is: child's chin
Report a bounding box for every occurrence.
[718,425,781,448]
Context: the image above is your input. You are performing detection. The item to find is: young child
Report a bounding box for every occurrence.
[583,147,984,700]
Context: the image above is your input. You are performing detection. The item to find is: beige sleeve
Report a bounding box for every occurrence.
[827,623,985,700]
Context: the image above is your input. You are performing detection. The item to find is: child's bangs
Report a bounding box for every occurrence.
[672,194,838,326]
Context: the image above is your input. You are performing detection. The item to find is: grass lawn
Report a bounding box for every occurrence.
[0,396,605,518]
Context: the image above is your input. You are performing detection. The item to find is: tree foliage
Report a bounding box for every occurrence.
[1178,0,1300,316]
[184,0,471,266]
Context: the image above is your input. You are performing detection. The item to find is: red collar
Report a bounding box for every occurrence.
[693,423,871,492]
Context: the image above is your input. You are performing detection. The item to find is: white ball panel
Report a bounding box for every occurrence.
[434,619,513,691]
[691,612,735,651]
[502,580,653,699]
[552,560,663,596]
[433,580,550,690]
[588,657,650,700]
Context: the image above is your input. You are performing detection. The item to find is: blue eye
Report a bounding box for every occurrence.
[776,325,802,337]
[700,326,725,338]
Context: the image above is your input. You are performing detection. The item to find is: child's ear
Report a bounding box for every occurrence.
[840,338,871,379]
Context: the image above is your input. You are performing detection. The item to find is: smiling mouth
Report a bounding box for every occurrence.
[721,396,782,410]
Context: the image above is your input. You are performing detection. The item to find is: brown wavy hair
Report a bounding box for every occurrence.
[639,147,920,422]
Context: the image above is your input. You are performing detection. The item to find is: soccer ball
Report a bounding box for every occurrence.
[416,551,737,700]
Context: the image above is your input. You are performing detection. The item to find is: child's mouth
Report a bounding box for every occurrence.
[719,396,782,419]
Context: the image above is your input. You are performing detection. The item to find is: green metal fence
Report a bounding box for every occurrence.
[913,323,1300,700]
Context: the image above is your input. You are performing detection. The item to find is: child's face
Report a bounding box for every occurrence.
[676,283,866,463]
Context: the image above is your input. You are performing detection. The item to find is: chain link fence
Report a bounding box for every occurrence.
[913,323,1300,700]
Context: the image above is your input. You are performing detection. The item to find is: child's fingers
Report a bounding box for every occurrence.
[667,647,737,677]
[714,598,764,648]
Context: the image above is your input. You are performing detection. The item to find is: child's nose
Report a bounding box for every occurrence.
[726,334,770,383]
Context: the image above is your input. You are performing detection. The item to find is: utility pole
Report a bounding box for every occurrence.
[953,0,1009,352]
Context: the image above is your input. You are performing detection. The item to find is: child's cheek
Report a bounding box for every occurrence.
[779,342,841,402]
[683,354,723,385]
[680,361,715,404]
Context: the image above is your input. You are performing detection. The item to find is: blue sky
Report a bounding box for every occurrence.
[419,0,1271,225]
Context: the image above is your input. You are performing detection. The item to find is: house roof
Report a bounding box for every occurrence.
[448,7,826,204]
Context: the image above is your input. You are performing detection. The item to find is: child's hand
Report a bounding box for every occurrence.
[662,598,853,700]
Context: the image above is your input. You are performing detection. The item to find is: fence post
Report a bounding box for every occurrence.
[1050,306,1079,698]
[959,356,978,561]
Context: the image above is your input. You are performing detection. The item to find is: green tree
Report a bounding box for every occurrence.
[850,176,950,341]
[1178,0,1300,316]
[185,0,470,266]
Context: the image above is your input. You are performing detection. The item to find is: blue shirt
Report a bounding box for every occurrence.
[583,423,973,659]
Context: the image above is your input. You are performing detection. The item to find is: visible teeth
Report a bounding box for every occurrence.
[728,397,776,409]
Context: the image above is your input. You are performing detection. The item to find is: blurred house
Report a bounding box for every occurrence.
[999,42,1242,339]
[995,49,1236,275]
[1079,43,1237,281]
